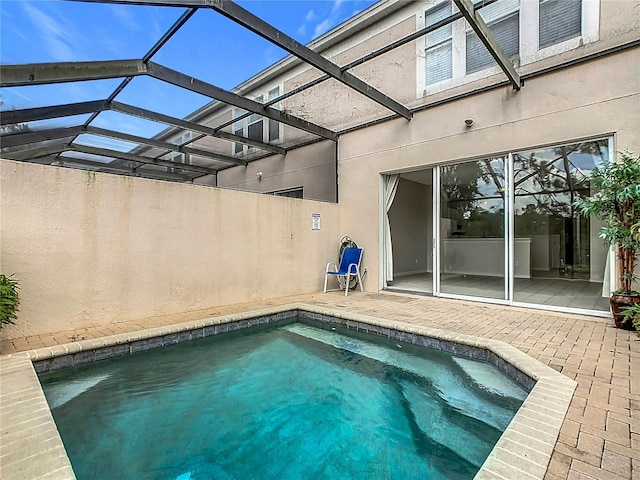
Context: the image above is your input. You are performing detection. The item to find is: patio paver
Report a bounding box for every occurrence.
[1,291,638,480]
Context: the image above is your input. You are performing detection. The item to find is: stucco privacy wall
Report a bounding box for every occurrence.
[0,160,341,339]
[337,47,640,290]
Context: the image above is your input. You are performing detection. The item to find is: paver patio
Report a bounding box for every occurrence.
[1,291,638,480]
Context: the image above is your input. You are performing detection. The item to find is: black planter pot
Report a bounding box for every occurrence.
[610,293,640,330]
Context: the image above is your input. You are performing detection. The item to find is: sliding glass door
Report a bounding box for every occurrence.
[512,140,610,311]
[439,158,507,300]
[384,137,611,314]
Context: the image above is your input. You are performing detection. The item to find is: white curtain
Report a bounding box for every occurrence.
[384,174,400,282]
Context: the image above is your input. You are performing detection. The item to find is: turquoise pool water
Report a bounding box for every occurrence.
[40,320,527,480]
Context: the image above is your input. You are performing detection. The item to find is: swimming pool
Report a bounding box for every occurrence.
[40,319,528,480]
[2,303,577,480]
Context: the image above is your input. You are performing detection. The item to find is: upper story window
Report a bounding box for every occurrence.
[418,0,598,96]
[539,0,582,49]
[425,2,453,86]
[466,0,519,74]
[233,86,282,156]
[167,131,191,173]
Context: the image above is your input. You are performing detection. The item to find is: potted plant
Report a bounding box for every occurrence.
[574,151,640,329]
[0,273,20,330]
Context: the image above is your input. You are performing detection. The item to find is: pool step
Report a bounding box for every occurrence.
[283,323,522,431]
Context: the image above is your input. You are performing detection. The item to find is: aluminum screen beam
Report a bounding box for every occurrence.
[0,100,110,125]
[212,0,498,132]
[110,101,281,158]
[56,157,194,181]
[56,157,136,173]
[72,0,411,120]
[82,8,198,128]
[2,58,333,144]
[146,62,336,140]
[2,145,67,161]
[1,126,84,148]
[452,0,521,90]
[0,60,146,87]
[67,144,220,175]
[1,98,282,155]
[208,0,413,120]
[85,126,248,166]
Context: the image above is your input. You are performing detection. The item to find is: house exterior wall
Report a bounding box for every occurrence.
[217,140,336,202]
[0,160,341,339]
[338,45,640,291]
[212,0,640,202]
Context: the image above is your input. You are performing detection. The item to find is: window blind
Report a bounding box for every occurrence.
[248,120,263,142]
[539,0,582,49]
[425,1,453,86]
[234,126,244,154]
[466,12,519,74]
[268,87,280,142]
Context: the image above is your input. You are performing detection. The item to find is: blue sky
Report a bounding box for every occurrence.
[0,0,376,140]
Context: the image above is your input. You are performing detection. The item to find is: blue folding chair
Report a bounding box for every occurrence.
[324,248,364,296]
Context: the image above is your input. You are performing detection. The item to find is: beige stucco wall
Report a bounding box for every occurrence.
[338,46,640,291]
[0,160,341,339]
[217,140,337,202]
[217,0,640,201]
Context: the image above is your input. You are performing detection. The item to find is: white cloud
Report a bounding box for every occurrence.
[21,3,79,62]
[305,9,316,22]
[313,19,332,39]
[110,5,140,32]
[263,46,278,65]
[332,0,345,14]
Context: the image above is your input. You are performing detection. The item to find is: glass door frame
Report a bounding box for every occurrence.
[379,135,616,317]
[395,139,615,318]
[434,156,511,305]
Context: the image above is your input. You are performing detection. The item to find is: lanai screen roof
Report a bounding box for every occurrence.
[1,0,517,184]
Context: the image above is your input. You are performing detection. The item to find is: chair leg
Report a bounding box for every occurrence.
[345,274,350,296]
[323,274,328,293]
[358,270,364,292]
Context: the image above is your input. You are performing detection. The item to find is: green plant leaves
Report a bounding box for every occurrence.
[0,273,20,328]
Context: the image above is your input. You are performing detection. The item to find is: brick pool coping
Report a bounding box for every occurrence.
[0,303,577,480]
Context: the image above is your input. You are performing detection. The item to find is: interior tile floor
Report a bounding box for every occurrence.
[387,273,610,312]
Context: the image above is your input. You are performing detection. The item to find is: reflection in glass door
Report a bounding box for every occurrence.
[439,158,507,300]
[512,140,610,311]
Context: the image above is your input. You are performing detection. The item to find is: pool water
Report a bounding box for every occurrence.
[40,320,528,480]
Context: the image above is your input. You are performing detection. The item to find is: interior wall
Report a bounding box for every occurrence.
[388,178,431,277]
[0,160,341,339]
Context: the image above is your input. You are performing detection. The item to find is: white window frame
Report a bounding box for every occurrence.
[520,0,599,65]
[166,131,191,173]
[424,1,454,87]
[417,0,600,99]
[232,85,283,156]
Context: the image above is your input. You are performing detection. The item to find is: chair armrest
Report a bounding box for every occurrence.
[325,261,338,273]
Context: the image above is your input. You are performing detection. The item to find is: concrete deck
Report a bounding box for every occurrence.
[1,291,638,480]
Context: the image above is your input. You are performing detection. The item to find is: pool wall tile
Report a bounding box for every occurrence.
[113,344,131,357]
[163,333,180,345]
[33,359,52,374]
[71,350,95,366]
[94,346,115,362]
[49,355,73,371]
